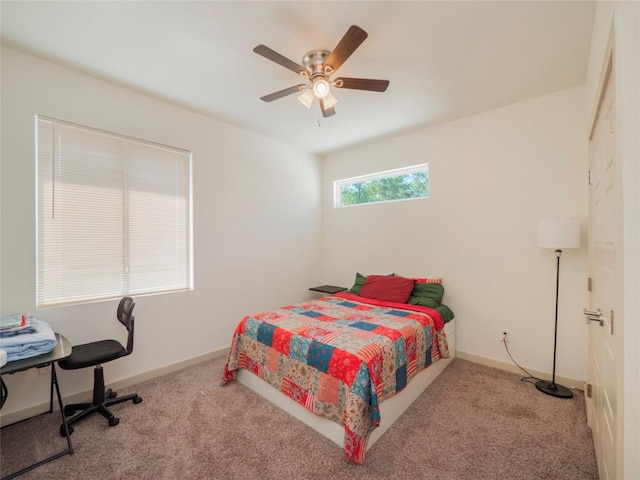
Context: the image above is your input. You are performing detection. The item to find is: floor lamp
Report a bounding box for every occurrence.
[536,217,581,399]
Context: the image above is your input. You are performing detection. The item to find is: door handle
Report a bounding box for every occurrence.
[584,308,604,326]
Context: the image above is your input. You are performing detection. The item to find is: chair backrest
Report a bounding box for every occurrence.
[117,297,136,356]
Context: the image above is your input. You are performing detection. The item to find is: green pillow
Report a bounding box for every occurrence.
[346,273,367,295]
[435,304,455,323]
[407,282,445,308]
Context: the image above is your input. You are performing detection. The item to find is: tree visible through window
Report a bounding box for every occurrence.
[334,164,428,207]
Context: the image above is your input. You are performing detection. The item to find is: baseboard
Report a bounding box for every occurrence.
[0,347,229,427]
[455,350,584,391]
[1,347,582,427]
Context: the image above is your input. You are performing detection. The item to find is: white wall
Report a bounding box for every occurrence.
[0,47,323,421]
[322,86,589,384]
[586,2,640,478]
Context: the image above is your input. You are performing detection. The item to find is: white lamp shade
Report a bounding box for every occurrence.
[322,91,338,109]
[297,88,314,108]
[538,218,581,249]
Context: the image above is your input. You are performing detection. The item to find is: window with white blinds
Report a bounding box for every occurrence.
[36,117,193,308]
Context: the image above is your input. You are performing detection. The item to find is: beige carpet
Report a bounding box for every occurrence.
[0,357,598,480]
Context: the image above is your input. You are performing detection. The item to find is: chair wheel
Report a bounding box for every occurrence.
[107,391,117,399]
[109,417,120,427]
[133,395,143,404]
[60,424,74,437]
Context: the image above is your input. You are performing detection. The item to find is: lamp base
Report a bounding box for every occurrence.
[535,380,573,399]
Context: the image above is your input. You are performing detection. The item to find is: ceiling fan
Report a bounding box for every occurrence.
[253,25,390,118]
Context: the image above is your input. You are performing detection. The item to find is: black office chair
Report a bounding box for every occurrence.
[59,297,142,436]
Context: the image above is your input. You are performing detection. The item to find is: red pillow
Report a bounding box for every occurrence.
[359,275,415,304]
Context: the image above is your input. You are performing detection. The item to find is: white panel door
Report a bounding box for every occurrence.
[586,63,620,480]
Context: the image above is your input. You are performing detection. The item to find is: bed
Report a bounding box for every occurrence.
[221,274,455,463]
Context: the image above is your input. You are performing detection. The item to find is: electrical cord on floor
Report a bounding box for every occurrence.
[502,338,542,385]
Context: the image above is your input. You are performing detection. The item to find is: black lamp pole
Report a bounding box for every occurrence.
[535,249,573,398]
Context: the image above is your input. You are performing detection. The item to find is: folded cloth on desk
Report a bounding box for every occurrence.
[1,313,26,329]
[0,349,6,368]
[0,314,39,337]
[0,318,57,362]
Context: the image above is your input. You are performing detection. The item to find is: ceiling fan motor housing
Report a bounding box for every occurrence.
[302,49,331,77]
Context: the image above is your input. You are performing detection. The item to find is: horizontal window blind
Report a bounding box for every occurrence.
[36,117,193,308]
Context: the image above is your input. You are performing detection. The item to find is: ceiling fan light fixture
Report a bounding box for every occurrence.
[312,77,330,99]
[322,91,338,109]
[298,87,315,108]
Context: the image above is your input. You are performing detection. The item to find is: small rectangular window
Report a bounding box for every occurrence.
[36,116,193,308]
[334,164,429,208]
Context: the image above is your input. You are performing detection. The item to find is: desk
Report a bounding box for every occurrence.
[0,333,74,480]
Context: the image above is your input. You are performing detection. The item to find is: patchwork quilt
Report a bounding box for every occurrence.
[221,292,449,463]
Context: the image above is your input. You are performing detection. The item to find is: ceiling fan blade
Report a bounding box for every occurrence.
[260,84,306,102]
[319,99,336,117]
[333,77,389,92]
[324,25,368,74]
[253,45,309,76]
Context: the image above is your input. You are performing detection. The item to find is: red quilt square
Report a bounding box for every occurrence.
[405,335,417,359]
[271,328,292,355]
[254,311,284,323]
[327,348,361,386]
[239,353,264,379]
[408,357,418,377]
[282,377,308,407]
[354,305,373,311]
[398,325,416,339]
[299,326,333,340]
[372,325,402,341]
[266,347,280,373]
[317,373,341,404]
[407,313,429,325]
[357,344,383,364]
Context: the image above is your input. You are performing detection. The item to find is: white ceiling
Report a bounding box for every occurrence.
[1,1,596,156]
